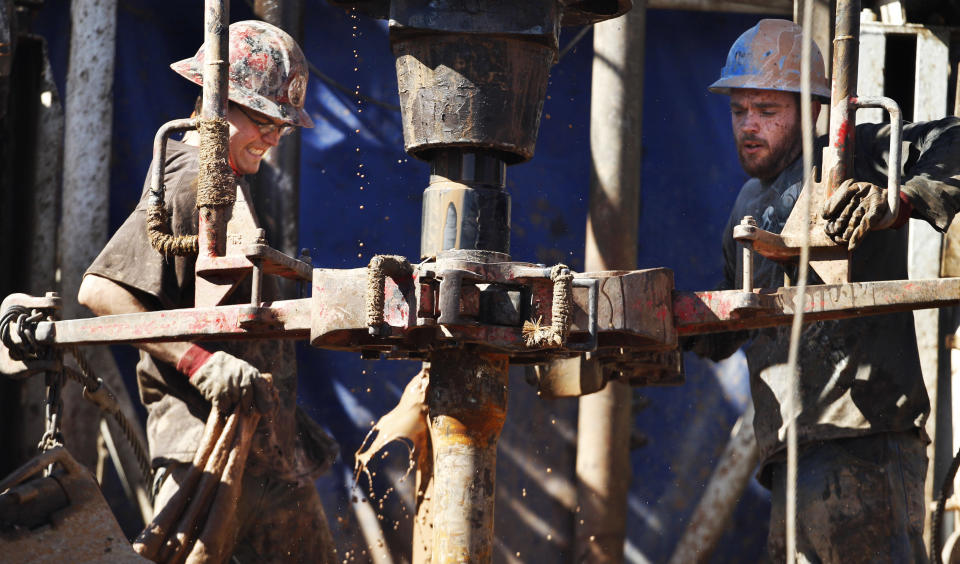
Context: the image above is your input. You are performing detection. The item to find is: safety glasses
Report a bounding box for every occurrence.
[238,105,296,138]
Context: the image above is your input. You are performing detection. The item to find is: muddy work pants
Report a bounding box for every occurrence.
[154,462,337,563]
[766,430,927,564]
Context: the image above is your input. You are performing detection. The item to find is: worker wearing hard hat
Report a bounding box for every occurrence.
[690,18,960,562]
[78,21,337,562]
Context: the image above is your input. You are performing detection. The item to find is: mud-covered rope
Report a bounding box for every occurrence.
[522,264,574,348]
[146,204,199,256]
[196,117,235,208]
[366,255,413,335]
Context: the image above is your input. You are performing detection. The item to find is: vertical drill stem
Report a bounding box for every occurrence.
[427,350,508,563]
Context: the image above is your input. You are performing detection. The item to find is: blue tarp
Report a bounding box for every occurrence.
[34,2,771,561]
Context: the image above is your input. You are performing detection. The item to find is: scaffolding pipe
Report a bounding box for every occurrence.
[575,3,646,562]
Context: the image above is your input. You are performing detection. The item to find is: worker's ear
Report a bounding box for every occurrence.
[812,101,822,124]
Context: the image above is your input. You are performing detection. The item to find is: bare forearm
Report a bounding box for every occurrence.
[77,274,195,366]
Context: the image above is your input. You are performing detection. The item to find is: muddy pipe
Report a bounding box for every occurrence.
[426,349,508,563]
[197,0,231,261]
[823,0,859,193]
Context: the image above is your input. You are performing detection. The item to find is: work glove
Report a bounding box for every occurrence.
[820,179,890,251]
[178,347,278,414]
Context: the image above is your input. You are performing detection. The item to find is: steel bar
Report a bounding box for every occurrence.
[32,300,311,346]
[9,276,960,352]
[576,4,646,562]
[673,278,960,335]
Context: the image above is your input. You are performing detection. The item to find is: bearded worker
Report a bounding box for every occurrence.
[688,19,960,563]
[77,20,338,562]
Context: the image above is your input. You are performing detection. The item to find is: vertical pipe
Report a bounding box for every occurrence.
[575,3,646,562]
[825,0,859,193]
[197,0,230,260]
[200,0,228,121]
[421,153,510,562]
[252,0,303,259]
[427,350,508,563]
[59,0,118,469]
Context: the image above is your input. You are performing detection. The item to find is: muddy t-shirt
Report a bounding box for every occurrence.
[720,118,960,466]
[86,140,316,481]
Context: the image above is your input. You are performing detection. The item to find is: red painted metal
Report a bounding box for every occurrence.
[673,278,960,335]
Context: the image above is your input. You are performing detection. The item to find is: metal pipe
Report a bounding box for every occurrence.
[197,0,230,260]
[147,118,199,207]
[201,0,229,121]
[426,349,508,563]
[824,0,860,193]
[575,3,646,562]
[851,95,902,227]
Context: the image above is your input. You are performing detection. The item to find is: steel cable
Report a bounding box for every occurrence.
[64,346,154,501]
[784,3,817,562]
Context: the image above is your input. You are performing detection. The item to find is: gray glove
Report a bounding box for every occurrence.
[191,351,278,414]
[821,179,888,251]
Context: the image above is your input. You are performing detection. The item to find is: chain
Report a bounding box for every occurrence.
[38,353,65,454]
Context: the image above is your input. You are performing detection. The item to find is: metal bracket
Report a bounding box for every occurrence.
[567,277,598,352]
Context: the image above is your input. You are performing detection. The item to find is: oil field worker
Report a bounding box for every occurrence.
[77,21,338,562]
[687,19,960,563]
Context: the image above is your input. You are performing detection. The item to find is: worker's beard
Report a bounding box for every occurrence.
[736,124,803,183]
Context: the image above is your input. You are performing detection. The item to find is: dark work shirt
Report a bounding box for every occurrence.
[718,118,960,465]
